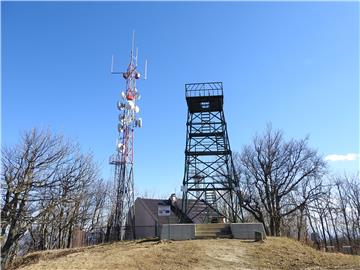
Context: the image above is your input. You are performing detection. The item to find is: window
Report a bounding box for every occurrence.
[200,101,210,109]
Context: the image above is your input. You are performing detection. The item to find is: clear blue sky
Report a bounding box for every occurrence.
[2,2,359,197]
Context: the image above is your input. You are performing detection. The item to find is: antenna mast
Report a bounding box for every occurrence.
[107,32,145,241]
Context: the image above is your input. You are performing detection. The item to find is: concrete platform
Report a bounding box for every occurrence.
[230,223,266,240]
[160,223,266,240]
[195,223,231,239]
[160,224,195,240]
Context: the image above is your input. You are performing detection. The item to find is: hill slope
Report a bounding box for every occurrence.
[12,237,360,270]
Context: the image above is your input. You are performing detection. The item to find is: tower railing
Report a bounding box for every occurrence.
[185,82,223,97]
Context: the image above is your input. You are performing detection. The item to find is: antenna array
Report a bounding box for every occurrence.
[107,32,147,240]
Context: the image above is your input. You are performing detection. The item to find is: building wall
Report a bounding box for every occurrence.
[134,199,158,239]
[230,223,267,239]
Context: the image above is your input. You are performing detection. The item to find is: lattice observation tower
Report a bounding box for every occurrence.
[181,82,241,223]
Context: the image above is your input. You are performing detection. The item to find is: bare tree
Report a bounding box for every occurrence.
[1,129,70,267]
[305,174,360,253]
[237,125,327,236]
[1,129,102,267]
[88,179,109,231]
[346,174,360,241]
[332,174,360,253]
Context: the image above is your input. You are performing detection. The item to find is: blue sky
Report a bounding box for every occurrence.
[2,2,359,197]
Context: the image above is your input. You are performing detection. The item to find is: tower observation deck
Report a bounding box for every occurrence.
[181,82,241,223]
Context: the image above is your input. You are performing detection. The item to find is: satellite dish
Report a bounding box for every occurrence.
[135,118,142,128]
[134,106,140,113]
[118,123,124,133]
[127,100,135,110]
[122,72,129,79]
[117,143,125,152]
[117,102,126,110]
[121,92,126,99]
[119,114,125,121]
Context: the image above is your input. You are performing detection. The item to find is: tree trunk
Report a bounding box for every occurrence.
[324,215,333,246]
[319,213,327,248]
[297,210,304,241]
[329,209,340,250]
[307,212,321,250]
[269,217,275,236]
[67,225,73,249]
[275,216,281,236]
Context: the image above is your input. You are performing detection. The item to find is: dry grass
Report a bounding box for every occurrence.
[243,237,360,270]
[12,238,360,270]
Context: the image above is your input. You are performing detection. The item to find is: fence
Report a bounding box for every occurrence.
[72,225,159,247]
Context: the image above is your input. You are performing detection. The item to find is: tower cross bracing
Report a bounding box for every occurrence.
[181,82,241,223]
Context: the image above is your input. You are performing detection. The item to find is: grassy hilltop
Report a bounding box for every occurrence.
[11,237,360,270]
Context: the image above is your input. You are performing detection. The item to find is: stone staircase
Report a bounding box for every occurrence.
[195,223,232,239]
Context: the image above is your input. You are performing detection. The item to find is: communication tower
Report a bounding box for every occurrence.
[181,82,241,223]
[108,32,146,240]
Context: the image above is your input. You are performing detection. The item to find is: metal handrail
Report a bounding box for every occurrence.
[185,82,223,97]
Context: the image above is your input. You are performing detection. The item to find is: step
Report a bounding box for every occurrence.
[196,235,233,239]
[195,224,232,239]
[196,230,231,235]
[196,223,229,228]
[195,228,227,232]
[195,231,229,236]
[195,234,233,239]
[195,227,230,232]
[196,226,229,230]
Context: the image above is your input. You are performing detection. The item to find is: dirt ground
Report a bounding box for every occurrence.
[13,237,360,270]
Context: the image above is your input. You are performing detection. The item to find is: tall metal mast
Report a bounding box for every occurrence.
[108,32,146,240]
